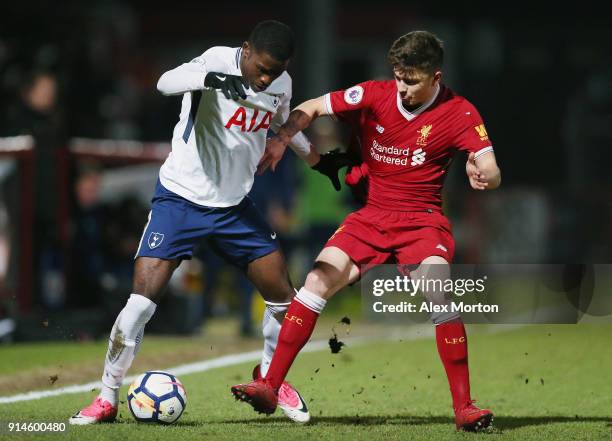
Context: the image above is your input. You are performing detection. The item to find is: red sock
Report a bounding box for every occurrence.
[265,299,320,390]
[435,318,471,410]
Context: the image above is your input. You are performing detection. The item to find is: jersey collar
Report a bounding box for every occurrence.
[235,47,241,68]
[396,83,440,122]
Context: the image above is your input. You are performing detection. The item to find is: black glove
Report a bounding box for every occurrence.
[204,72,249,100]
[312,149,354,191]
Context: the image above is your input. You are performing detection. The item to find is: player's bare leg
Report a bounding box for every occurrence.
[232,247,359,415]
[303,246,360,299]
[132,257,180,302]
[246,249,294,303]
[412,256,493,431]
[69,257,179,425]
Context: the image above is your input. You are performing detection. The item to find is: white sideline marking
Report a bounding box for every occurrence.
[0,335,383,405]
[2,323,522,405]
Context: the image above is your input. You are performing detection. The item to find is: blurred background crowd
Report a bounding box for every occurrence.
[0,1,610,341]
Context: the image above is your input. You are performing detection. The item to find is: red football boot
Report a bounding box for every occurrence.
[454,401,494,431]
[252,364,310,423]
[231,378,278,415]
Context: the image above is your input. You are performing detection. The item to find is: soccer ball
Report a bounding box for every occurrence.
[127,371,187,424]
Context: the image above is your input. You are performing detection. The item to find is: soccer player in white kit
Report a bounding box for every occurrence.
[70,20,350,425]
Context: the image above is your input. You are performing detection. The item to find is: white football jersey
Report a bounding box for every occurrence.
[156,46,310,207]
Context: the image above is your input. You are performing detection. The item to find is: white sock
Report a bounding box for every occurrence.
[99,385,119,405]
[260,301,290,377]
[295,287,327,314]
[99,294,156,405]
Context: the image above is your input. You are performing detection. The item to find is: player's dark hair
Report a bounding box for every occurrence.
[248,20,295,62]
[388,31,444,74]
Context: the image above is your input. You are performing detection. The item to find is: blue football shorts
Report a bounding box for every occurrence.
[135,179,279,269]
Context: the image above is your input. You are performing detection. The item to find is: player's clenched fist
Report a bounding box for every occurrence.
[204,72,249,100]
[466,152,488,190]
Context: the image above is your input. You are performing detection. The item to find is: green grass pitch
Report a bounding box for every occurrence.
[1,324,612,440]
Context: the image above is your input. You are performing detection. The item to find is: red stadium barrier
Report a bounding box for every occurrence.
[0,136,170,315]
[69,138,170,164]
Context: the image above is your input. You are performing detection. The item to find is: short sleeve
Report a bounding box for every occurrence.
[453,101,494,158]
[324,81,376,120]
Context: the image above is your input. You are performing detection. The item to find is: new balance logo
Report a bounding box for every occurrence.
[376,124,384,133]
[411,148,426,166]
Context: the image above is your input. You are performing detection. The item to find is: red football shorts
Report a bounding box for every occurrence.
[324,205,455,273]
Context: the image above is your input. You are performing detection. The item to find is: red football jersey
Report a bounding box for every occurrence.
[325,81,494,211]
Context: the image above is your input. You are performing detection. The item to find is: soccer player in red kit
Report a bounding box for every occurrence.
[232,31,501,431]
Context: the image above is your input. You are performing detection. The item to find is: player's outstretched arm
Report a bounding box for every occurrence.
[466,151,501,190]
[257,96,328,174]
[278,96,328,143]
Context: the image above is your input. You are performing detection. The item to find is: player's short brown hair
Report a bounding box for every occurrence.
[388,31,444,75]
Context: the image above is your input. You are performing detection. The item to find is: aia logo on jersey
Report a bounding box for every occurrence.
[416,124,433,146]
[225,107,272,132]
[344,85,364,105]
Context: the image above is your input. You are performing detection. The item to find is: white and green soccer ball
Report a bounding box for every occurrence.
[127,371,187,424]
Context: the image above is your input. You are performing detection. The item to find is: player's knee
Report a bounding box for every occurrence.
[257,271,295,303]
[261,285,295,304]
[305,263,341,299]
[421,255,449,265]
[431,311,461,325]
[132,257,177,302]
[131,284,163,304]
